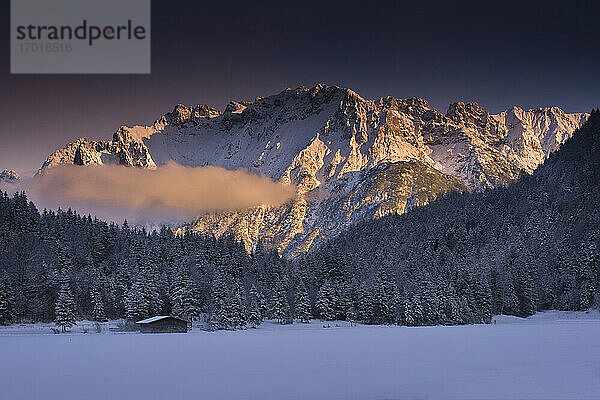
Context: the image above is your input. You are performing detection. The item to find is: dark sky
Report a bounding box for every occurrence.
[1,0,600,175]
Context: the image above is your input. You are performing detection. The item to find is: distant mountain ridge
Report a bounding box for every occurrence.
[0,170,20,186]
[38,84,588,256]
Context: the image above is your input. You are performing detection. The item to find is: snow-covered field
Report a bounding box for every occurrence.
[1,311,599,400]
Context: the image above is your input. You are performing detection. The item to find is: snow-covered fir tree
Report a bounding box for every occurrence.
[295,280,311,323]
[270,279,290,324]
[139,253,163,317]
[0,281,13,325]
[247,285,263,328]
[91,287,107,322]
[316,280,336,321]
[170,265,199,322]
[371,269,397,325]
[54,271,76,332]
[230,281,246,329]
[257,289,267,320]
[357,284,373,323]
[125,279,149,321]
[212,265,232,329]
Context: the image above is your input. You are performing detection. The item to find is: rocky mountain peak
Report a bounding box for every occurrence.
[224,100,252,114]
[112,127,136,144]
[380,96,433,119]
[0,169,20,184]
[308,83,358,102]
[160,104,222,127]
[278,84,363,112]
[168,104,193,125]
[446,101,488,125]
[195,104,220,118]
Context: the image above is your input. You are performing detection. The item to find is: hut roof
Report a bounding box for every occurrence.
[136,315,188,324]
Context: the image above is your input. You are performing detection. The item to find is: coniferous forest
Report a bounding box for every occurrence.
[0,110,599,330]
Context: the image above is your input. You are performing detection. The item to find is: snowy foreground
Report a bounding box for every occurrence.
[1,311,600,400]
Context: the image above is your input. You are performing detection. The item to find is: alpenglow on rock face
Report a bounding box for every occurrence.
[39,84,587,256]
[0,169,21,185]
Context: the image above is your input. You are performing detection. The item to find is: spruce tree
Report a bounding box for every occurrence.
[212,265,232,329]
[515,262,537,317]
[403,295,423,326]
[334,282,352,321]
[371,269,398,324]
[247,285,263,328]
[125,279,149,321]
[141,258,163,316]
[258,289,267,319]
[494,268,519,315]
[91,288,107,322]
[316,280,335,321]
[357,285,372,323]
[577,240,597,310]
[230,281,246,329]
[295,280,312,323]
[473,270,492,323]
[271,280,290,324]
[54,272,76,332]
[171,265,199,322]
[0,281,13,325]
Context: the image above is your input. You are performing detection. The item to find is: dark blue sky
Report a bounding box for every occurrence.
[1,0,599,174]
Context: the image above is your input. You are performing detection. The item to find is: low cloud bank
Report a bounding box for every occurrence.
[26,163,295,223]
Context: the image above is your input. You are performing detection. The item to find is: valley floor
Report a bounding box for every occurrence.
[1,311,599,400]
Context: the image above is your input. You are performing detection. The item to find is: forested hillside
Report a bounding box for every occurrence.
[0,110,598,329]
[301,109,600,325]
[0,196,291,329]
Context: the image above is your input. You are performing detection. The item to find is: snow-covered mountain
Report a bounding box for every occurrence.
[0,169,21,186]
[38,84,587,256]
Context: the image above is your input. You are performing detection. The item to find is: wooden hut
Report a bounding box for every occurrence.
[136,316,189,333]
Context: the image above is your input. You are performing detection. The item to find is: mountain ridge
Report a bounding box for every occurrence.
[0,169,20,186]
[37,84,588,256]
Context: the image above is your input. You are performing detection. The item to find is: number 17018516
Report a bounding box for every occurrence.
[19,42,72,53]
